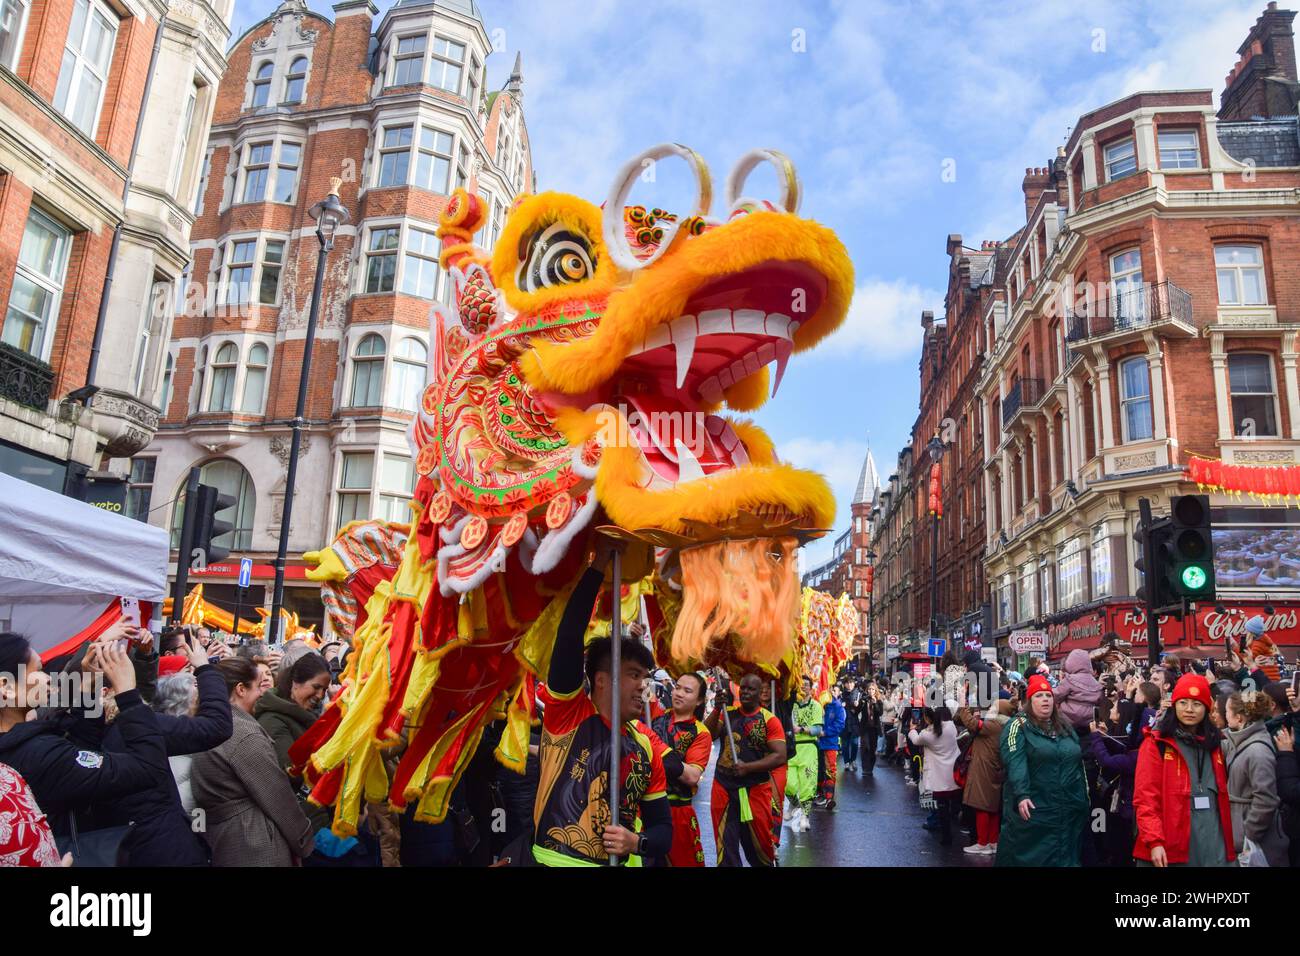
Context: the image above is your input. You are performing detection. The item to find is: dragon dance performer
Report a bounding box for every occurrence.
[533,538,674,867]
[706,673,787,866]
[762,679,796,852]
[650,672,712,867]
[787,676,823,832]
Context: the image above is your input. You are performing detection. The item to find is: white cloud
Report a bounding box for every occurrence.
[821,277,942,361]
[775,435,869,570]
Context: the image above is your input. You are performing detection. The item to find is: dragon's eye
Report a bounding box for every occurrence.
[517,222,595,293]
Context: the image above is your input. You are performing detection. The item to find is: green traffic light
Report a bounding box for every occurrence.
[1180,565,1208,590]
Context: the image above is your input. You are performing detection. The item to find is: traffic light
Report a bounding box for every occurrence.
[192,483,237,566]
[1134,514,1174,610]
[1166,494,1215,602]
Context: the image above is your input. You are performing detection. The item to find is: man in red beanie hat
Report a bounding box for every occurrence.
[157,655,191,678]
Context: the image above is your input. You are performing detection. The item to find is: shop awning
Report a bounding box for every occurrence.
[0,473,168,651]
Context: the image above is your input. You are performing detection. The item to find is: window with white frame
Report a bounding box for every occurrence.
[365,227,399,293]
[428,35,464,93]
[170,85,197,195]
[1090,525,1111,600]
[241,142,272,202]
[0,0,30,72]
[997,572,1013,627]
[1103,137,1137,181]
[283,56,307,104]
[1058,537,1086,609]
[1119,356,1153,443]
[273,142,300,204]
[349,333,386,406]
[400,227,441,300]
[390,337,427,411]
[53,0,117,137]
[1109,248,1144,322]
[336,451,373,531]
[1158,129,1200,169]
[259,240,284,305]
[250,61,272,108]
[224,239,256,305]
[208,342,238,411]
[240,342,269,413]
[1229,352,1279,438]
[390,34,424,86]
[377,126,412,187]
[2,207,70,359]
[414,127,454,193]
[160,352,174,414]
[377,454,415,522]
[1215,245,1266,306]
[1039,557,1054,616]
[1018,560,1036,622]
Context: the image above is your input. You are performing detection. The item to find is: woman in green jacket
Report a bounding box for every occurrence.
[254,652,330,771]
[996,674,1090,867]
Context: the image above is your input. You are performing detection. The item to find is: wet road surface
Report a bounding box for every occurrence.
[691,743,990,867]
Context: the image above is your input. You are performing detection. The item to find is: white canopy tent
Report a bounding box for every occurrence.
[0,472,168,652]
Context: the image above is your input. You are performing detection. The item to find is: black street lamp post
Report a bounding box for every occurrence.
[927,434,946,653]
[267,178,349,644]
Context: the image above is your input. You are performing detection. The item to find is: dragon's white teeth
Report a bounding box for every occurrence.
[771,338,794,398]
[717,365,735,389]
[638,323,670,355]
[699,377,723,404]
[717,420,739,450]
[764,313,791,337]
[732,309,766,334]
[674,439,706,482]
[706,416,726,437]
[670,315,698,389]
[731,440,751,467]
[698,309,731,336]
[755,341,776,366]
[742,351,761,377]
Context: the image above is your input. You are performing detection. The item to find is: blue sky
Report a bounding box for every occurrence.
[239,0,1264,567]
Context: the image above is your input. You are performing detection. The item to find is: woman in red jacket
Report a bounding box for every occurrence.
[1132,673,1235,867]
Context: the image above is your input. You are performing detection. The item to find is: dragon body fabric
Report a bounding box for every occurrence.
[293,146,853,834]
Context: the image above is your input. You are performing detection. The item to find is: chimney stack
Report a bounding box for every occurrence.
[1022,166,1053,221]
[1219,4,1299,120]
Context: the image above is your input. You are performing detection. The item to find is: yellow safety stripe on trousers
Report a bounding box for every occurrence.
[531,844,642,867]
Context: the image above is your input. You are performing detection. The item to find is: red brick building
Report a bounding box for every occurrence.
[978,3,1300,664]
[142,0,532,629]
[0,0,231,499]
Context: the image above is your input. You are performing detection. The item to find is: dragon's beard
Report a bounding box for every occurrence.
[672,537,800,667]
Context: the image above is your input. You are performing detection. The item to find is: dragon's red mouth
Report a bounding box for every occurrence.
[599,260,826,485]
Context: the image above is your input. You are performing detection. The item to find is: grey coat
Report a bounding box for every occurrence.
[1224,721,1290,867]
[191,708,314,867]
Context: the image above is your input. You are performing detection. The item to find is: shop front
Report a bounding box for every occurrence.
[1045,599,1300,661]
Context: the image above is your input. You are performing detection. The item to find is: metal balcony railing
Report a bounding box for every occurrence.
[1001,377,1044,426]
[1065,280,1193,342]
[0,341,54,412]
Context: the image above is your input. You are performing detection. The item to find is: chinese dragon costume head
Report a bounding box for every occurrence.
[293,146,853,832]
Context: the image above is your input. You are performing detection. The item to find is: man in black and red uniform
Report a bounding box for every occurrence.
[532,537,673,867]
[706,672,787,867]
[650,671,712,866]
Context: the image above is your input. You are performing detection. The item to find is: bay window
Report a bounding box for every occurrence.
[400,227,441,299]
[273,142,300,204]
[224,239,256,305]
[364,227,399,293]
[414,127,454,193]
[1157,129,1200,169]
[1018,560,1036,622]
[390,338,427,411]
[241,143,272,202]
[208,342,238,412]
[239,342,269,414]
[1090,525,1112,600]
[377,454,415,522]
[0,0,29,72]
[377,126,412,187]
[349,333,386,407]
[390,35,425,86]
[1058,537,1086,609]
